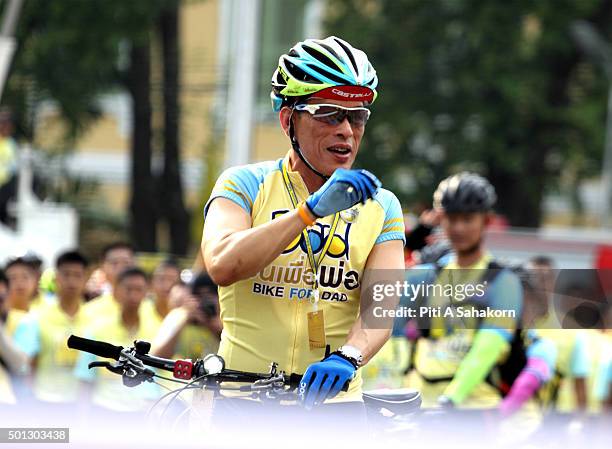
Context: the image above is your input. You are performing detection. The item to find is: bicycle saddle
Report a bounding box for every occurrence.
[362,388,422,414]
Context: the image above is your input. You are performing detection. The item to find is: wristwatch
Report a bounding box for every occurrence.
[336,345,363,368]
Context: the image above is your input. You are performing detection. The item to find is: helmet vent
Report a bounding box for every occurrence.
[302,45,339,72]
[334,38,359,74]
[317,42,341,61]
[306,64,347,85]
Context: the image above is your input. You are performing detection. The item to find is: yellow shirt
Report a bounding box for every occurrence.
[205,155,405,401]
[0,136,16,185]
[175,324,220,361]
[74,308,161,412]
[13,301,88,403]
[83,294,160,329]
[5,310,27,337]
[82,293,119,323]
[535,328,591,412]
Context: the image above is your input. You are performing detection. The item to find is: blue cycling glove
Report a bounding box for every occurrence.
[305,169,381,218]
[299,354,357,410]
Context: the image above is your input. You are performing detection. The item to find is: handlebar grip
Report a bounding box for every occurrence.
[67,335,123,360]
[288,373,350,392]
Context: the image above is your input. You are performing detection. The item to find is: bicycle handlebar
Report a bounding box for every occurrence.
[67,335,123,360]
[66,335,348,392]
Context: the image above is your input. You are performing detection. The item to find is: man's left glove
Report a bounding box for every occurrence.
[299,354,357,410]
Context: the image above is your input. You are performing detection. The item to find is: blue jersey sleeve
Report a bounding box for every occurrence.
[204,164,266,217]
[480,269,523,342]
[13,315,40,358]
[374,189,406,245]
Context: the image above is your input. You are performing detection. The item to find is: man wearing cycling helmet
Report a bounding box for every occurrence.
[394,172,523,408]
[202,36,405,413]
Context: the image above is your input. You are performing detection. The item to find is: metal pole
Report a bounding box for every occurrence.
[0,0,23,37]
[0,0,23,101]
[224,0,260,168]
[601,83,612,227]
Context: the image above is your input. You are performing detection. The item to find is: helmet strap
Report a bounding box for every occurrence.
[288,109,329,181]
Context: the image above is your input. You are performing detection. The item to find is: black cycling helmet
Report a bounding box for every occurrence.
[433,172,497,213]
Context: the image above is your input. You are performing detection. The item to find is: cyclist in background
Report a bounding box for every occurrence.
[395,172,523,408]
[13,251,90,409]
[202,36,405,416]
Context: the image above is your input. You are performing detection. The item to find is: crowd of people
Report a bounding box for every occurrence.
[0,243,221,420]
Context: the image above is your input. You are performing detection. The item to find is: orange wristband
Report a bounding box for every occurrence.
[298,202,316,226]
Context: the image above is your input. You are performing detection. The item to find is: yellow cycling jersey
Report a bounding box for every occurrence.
[205,153,405,400]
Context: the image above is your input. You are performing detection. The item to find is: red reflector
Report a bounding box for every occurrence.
[174,360,193,380]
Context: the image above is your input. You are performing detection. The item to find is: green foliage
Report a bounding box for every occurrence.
[326,0,610,225]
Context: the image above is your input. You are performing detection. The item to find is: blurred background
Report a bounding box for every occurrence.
[1,0,612,267]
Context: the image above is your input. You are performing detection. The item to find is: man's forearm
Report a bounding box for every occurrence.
[204,209,310,286]
[150,308,190,358]
[345,322,392,365]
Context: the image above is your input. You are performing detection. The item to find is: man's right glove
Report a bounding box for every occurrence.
[305,169,381,218]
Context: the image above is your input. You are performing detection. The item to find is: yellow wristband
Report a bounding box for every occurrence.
[298,202,316,226]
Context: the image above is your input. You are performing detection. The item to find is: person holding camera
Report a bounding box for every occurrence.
[150,273,221,360]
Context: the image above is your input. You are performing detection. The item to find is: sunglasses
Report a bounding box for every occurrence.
[294,103,371,126]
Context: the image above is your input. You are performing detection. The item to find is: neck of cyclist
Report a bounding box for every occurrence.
[455,240,485,268]
[289,150,327,193]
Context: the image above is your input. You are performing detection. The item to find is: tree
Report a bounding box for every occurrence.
[326,0,611,226]
[158,0,190,255]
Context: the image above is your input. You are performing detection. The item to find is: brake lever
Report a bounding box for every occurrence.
[119,348,155,377]
[88,361,125,375]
